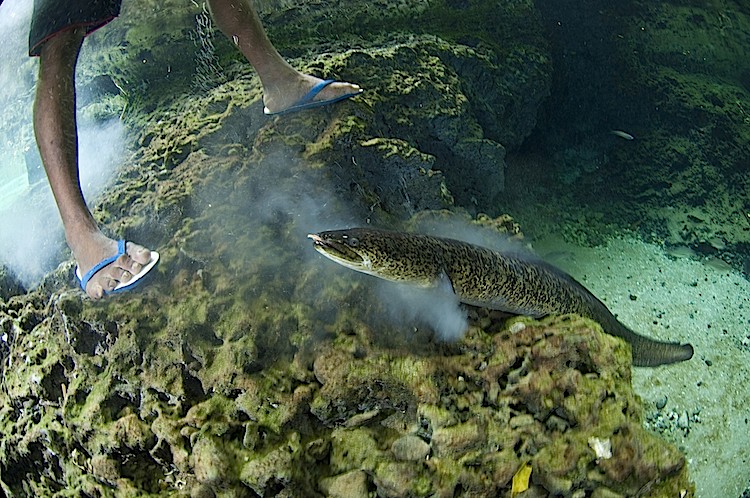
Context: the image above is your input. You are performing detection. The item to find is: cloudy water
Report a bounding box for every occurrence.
[0,1,748,497]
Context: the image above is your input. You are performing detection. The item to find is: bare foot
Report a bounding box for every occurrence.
[262,74,362,115]
[71,232,154,300]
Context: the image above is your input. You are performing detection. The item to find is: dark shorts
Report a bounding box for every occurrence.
[29,0,122,56]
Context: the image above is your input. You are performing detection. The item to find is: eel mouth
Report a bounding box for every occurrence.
[308,233,335,251]
[308,233,325,245]
[307,233,363,265]
[307,233,370,271]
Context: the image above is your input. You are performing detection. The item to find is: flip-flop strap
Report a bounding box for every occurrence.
[296,79,335,106]
[79,239,126,291]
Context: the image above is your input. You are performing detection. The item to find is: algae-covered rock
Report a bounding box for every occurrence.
[319,469,370,498]
[0,0,694,496]
[0,289,695,497]
[391,434,430,462]
[303,315,693,497]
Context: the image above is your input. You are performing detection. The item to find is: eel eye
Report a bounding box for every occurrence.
[347,237,360,247]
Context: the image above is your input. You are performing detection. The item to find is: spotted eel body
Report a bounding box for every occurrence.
[309,227,694,367]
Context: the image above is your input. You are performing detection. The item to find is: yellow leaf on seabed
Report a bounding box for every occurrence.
[511,462,532,497]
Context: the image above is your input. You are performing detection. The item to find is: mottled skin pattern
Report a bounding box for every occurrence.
[310,228,694,367]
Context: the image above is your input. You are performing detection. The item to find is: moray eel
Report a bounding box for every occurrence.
[308,227,694,367]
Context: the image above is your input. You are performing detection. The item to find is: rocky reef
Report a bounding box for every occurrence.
[0,288,693,497]
[0,0,696,496]
[507,0,750,263]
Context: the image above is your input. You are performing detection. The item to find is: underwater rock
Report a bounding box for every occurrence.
[0,282,696,497]
[310,348,420,427]
[430,420,485,458]
[0,264,25,301]
[372,461,421,498]
[192,436,232,488]
[240,432,299,495]
[303,315,694,497]
[391,434,430,462]
[319,469,370,498]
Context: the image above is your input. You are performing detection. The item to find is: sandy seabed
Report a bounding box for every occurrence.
[533,235,750,498]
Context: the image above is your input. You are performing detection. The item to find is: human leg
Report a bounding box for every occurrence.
[33,27,154,299]
[206,0,361,114]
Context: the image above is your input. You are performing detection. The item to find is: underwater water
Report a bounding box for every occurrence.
[0,0,749,496]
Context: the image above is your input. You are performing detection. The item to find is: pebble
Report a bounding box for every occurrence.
[509,321,526,334]
[655,395,668,410]
[509,414,535,429]
[677,411,690,430]
[320,470,370,498]
[391,435,430,461]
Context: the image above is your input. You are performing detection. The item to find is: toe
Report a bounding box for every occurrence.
[127,259,143,276]
[110,263,134,283]
[104,277,118,292]
[320,81,362,100]
[121,242,155,276]
[126,242,153,266]
[88,282,106,300]
[84,262,130,298]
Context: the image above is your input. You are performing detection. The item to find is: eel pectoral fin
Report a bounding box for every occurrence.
[436,271,457,297]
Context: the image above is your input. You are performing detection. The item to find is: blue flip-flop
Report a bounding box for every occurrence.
[75,240,160,296]
[263,79,362,116]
